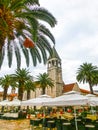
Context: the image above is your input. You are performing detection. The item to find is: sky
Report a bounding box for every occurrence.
[1,0,98,91]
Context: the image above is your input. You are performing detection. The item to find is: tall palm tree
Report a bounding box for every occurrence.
[76,62,98,94]
[0,0,57,68]
[11,68,32,100]
[0,74,17,100]
[25,80,35,100]
[35,72,54,94]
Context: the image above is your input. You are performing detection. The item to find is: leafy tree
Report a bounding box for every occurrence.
[0,74,17,100]
[35,72,54,94]
[76,62,98,94]
[25,80,35,100]
[11,68,32,100]
[0,0,57,68]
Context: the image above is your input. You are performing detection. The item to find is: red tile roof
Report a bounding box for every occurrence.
[8,93,17,97]
[63,83,76,93]
[80,88,90,94]
[63,82,91,94]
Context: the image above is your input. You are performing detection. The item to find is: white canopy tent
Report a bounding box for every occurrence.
[21,94,53,106]
[43,91,88,130]
[86,94,98,106]
[89,97,98,106]
[0,100,9,106]
[43,91,88,106]
[8,98,21,106]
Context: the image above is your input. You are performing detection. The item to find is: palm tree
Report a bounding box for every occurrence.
[76,62,98,94]
[0,0,57,68]
[25,80,35,100]
[0,74,17,100]
[35,72,54,94]
[11,68,32,100]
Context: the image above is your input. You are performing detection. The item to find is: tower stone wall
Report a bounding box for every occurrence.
[23,47,64,99]
[46,48,64,97]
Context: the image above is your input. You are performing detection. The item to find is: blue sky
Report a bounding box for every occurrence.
[0,0,98,91]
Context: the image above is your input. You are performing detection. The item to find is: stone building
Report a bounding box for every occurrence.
[23,47,64,100]
[46,47,63,97]
[23,47,87,100]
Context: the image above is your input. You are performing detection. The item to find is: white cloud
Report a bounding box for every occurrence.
[40,0,98,90]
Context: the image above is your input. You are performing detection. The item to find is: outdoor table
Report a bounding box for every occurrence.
[62,122,71,130]
[85,124,95,130]
[30,118,42,130]
[55,118,62,130]
[86,114,97,121]
[76,119,85,130]
[76,119,81,125]
[0,113,4,119]
[47,120,56,130]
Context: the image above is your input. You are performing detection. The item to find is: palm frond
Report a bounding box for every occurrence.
[7,40,13,68]
[36,39,47,64]
[14,44,21,69]
[39,24,55,44]
[32,47,41,63]
[0,47,5,69]
[30,48,37,66]
[38,35,53,55]
[31,7,57,27]
[26,16,38,42]
[24,0,40,6]
[19,38,30,67]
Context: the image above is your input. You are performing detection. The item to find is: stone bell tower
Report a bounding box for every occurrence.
[46,47,63,97]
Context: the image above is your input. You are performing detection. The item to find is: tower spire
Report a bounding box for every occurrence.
[47,47,63,97]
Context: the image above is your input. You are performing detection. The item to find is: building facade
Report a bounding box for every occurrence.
[46,47,63,97]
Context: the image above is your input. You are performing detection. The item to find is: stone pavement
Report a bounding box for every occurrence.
[0,119,30,130]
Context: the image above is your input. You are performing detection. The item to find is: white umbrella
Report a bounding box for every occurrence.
[89,97,98,106]
[85,94,98,106]
[8,98,21,106]
[43,91,88,130]
[44,91,88,106]
[0,100,10,106]
[21,94,53,106]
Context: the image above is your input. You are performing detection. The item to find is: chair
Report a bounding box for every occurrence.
[30,119,41,130]
[70,117,86,130]
[85,124,95,130]
[42,117,49,129]
[55,118,62,130]
[62,122,71,130]
[47,120,56,130]
[91,120,98,130]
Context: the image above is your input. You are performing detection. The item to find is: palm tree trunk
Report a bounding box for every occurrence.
[3,86,8,100]
[18,87,24,101]
[42,88,45,95]
[27,90,30,100]
[2,86,8,112]
[89,83,94,94]
[18,81,24,101]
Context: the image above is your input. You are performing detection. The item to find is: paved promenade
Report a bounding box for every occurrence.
[0,119,30,130]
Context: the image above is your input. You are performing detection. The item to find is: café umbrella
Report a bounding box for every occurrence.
[0,100,9,106]
[43,91,88,106]
[21,94,53,106]
[43,91,88,130]
[8,98,21,106]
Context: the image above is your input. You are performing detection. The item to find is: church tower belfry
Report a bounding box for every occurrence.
[47,47,63,97]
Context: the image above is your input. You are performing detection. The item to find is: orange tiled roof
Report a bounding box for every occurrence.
[8,93,17,97]
[63,82,91,94]
[63,83,76,93]
[80,88,90,94]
